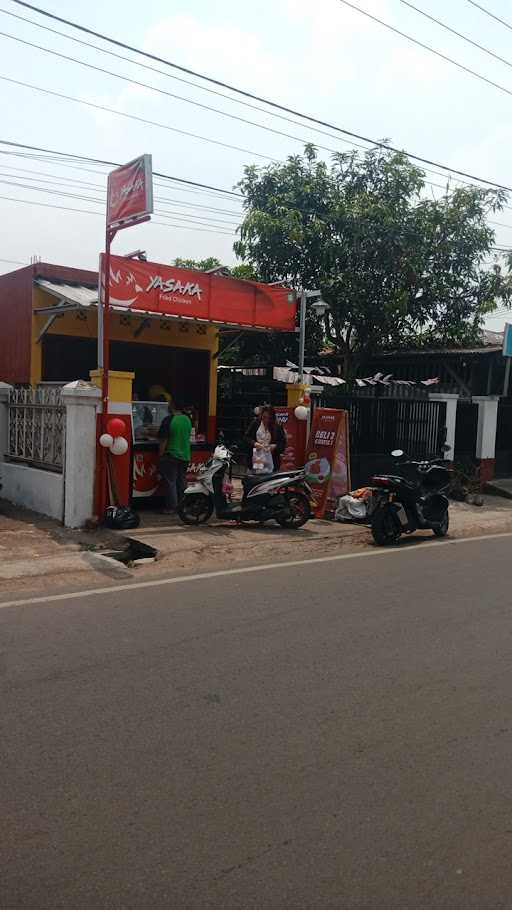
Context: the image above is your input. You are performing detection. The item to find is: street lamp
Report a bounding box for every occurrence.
[310,297,329,319]
[298,289,329,382]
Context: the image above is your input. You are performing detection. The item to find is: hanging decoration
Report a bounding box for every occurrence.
[273,367,439,388]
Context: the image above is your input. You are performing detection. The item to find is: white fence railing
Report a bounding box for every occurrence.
[7,386,65,472]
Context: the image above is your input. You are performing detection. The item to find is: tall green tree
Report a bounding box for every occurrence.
[234,145,511,376]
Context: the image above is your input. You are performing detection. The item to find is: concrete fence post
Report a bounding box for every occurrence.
[0,382,13,466]
[473,395,499,484]
[61,380,101,528]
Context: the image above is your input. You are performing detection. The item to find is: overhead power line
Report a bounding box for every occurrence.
[0,74,278,163]
[0,29,358,159]
[3,161,511,234]
[2,149,510,233]
[0,256,26,266]
[2,141,511,241]
[0,150,467,219]
[0,5,497,194]
[465,1,512,33]
[0,138,243,197]
[7,0,512,193]
[0,165,242,224]
[0,193,236,234]
[3,138,512,248]
[400,0,512,72]
[0,176,240,227]
[0,161,242,215]
[0,151,241,202]
[0,6,373,157]
[337,0,512,102]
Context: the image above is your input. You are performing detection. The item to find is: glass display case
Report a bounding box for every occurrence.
[131,401,212,500]
[132,401,168,441]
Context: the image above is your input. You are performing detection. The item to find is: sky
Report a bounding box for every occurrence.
[1,0,512,329]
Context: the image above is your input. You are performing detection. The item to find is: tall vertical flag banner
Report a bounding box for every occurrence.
[98,154,153,518]
[304,408,350,518]
[274,407,307,471]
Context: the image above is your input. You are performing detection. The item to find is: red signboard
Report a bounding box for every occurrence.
[305,408,350,519]
[132,448,211,498]
[102,254,297,331]
[107,155,153,230]
[274,407,307,470]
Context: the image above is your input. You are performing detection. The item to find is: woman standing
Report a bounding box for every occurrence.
[245,405,286,473]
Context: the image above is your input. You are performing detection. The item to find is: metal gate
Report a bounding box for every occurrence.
[454,400,478,468]
[321,393,447,487]
[217,368,287,445]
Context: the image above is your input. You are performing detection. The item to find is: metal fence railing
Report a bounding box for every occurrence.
[7,385,65,472]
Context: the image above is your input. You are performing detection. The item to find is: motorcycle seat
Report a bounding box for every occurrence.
[372,474,417,489]
[242,470,302,492]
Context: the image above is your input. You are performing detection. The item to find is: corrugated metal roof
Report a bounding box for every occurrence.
[37,280,98,307]
[380,345,502,357]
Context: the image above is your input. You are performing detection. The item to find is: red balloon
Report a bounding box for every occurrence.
[107,417,126,438]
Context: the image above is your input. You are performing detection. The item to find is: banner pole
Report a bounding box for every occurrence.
[98,227,114,518]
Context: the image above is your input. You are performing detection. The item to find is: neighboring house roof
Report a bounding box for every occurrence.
[321,329,505,360]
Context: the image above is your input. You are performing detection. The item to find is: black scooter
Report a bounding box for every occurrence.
[178,444,312,528]
[370,448,452,545]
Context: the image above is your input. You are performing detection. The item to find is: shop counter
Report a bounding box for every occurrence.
[132,439,213,501]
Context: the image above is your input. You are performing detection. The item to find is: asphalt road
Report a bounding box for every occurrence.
[3,535,512,909]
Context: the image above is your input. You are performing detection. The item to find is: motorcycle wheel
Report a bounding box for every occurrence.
[178,493,213,526]
[433,510,449,537]
[371,504,401,546]
[277,492,311,529]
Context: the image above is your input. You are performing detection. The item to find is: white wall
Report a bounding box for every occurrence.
[1,462,64,522]
[62,382,101,528]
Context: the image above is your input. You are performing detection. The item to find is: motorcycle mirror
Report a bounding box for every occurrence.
[441,443,452,453]
[391,449,404,458]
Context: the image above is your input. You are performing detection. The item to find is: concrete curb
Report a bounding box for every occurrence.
[1,504,512,587]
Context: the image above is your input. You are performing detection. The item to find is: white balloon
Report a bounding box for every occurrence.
[110,436,128,456]
[99,433,114,448]
[294,405,309,421]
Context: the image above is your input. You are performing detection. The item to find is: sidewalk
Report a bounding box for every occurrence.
[1,494,512,599]
[0,501,130,595]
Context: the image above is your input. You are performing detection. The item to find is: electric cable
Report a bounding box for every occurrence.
[7,0,512,192]
[399,0,512,72]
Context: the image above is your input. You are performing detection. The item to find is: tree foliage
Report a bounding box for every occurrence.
[234,145,511,374]
[173,256,223,272]
[173,257,258,281]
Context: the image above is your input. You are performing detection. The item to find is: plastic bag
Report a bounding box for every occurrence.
[335,495,368,522]
[104,506,141,529]
[252,446,274,474]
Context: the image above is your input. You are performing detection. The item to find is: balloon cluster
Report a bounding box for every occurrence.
[294,385,311,421]
[99,417,129,456]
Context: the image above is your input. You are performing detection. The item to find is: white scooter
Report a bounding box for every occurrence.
[178,445,312,528]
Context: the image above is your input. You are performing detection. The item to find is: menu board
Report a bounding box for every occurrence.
[305,408,350,518]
